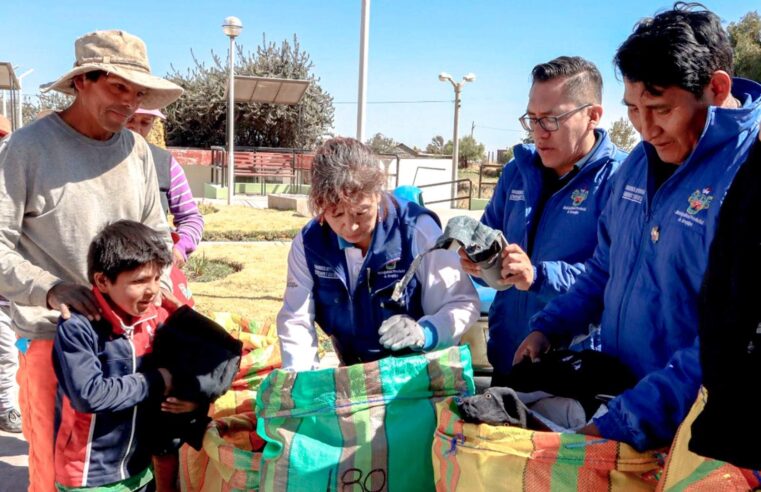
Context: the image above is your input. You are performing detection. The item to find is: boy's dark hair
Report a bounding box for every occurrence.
[531,56,603,104]
[87,220,172,282]
[614,2,733,98]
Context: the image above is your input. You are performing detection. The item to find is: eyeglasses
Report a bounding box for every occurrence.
[519,104,592,132]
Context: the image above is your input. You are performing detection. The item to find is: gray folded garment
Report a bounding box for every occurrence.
[434,216,510,291]
[457,386,529,428]
[391,216,510,303]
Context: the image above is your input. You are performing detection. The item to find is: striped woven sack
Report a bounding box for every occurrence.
[210,313,282,418]
[432,397,665,492]
[256,346,475,492]
[180,312,282,492]
[656,388,761,492]
[179,412,264,492]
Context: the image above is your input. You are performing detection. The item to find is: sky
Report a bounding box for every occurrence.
[1,0,757,154]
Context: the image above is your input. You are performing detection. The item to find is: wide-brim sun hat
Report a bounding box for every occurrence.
[41,30,183,110]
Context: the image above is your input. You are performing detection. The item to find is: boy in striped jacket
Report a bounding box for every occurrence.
[53,220,196,491]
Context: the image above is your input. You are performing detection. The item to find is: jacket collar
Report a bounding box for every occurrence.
[92,287,158,338]
[313,193,403,265]
[679,77,761,164]
[514,128,616,177]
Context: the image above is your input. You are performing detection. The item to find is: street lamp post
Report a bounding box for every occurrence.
[439,72,475,207]
[223,16,243,205]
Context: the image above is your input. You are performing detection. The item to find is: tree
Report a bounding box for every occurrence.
[165,34,334,149]
[425,135,447,154]
[728,11,761,82]
[365,132,398,154]
[21,92,72,125]
[443,135,486,167]
[608,117,638,152]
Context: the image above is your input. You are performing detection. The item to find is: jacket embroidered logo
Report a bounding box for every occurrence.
[687,187,713,215]
[571,188,589,206]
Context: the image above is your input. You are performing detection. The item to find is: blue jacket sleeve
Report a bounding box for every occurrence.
[594,338,701,451]
[53,315,165,414]
[529,201,612,344]
[530,260,586,303]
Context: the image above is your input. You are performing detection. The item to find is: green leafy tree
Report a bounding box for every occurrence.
[425,135,447,154]
[365,132,398,154]
[443,135,486,167]
[608,117,638,152]
[728,11,761,82]
[165,34,334,149]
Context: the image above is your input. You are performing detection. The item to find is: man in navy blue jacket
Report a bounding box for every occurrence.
[461,56,627,378]
[516,3,761,451]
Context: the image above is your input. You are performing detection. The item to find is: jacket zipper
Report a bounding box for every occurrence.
[614,161,676,352]
[529,156,604,256]
[119,331,138,480]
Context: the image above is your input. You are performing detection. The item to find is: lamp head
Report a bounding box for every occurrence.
[438,72,452,82]
[463,73,476,83]
[222,16,243,37]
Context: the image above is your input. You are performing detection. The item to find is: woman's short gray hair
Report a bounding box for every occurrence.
[309,137,386,215]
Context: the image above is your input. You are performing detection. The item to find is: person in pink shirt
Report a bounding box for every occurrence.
[127,108,204,268]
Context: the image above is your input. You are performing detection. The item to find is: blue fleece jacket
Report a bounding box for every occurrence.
[530,78,761,451]
[481,129,626,374]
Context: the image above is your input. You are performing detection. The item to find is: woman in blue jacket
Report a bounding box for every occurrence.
[277,137,479,370]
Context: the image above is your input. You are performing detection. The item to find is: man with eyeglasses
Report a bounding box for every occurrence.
[460,56,627,382]
[515,3,761,452]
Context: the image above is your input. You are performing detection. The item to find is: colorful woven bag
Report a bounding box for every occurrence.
[180,313,282,492]
[656,388,761,492]
[256,346,475,492]
[432,397,664,492]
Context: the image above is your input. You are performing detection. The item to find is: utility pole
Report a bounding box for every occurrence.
[438,72,475,207]
[470,121,475,139]
[356,0,371,142]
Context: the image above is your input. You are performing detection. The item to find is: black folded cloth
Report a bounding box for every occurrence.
[148,306,243,453]
[492,349,637,420]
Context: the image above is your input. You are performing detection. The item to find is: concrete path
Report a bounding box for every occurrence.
[0,428,28,491]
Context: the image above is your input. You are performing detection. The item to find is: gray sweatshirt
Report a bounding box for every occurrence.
[0,113,171,339]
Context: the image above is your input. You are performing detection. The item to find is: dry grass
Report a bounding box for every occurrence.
[201,205,310,241]
[461,165,497,200]
[187,242,290,325]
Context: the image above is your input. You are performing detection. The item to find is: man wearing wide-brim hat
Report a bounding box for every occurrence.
[0,29,182,492]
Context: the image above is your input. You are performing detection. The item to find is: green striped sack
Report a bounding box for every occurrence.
[255,346,475,492]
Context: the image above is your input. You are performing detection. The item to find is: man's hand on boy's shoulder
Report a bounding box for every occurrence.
[47,282,101,321]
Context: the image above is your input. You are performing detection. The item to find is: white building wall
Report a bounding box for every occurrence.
[380,157,454,208]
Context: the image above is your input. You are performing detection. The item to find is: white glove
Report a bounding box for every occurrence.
[378,314,426,351]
